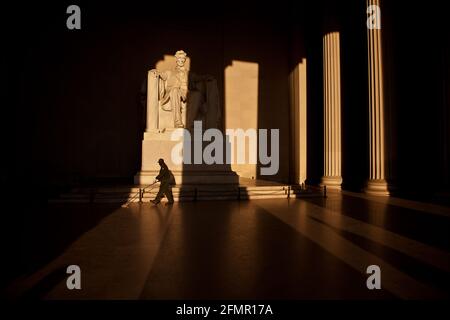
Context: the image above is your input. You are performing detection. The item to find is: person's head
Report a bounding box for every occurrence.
[158,159,167,167]
[175,50,187,67]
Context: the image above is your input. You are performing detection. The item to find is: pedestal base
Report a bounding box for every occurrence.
[364,179,390,196]
[320,176,343,190]
[135,129,239,185]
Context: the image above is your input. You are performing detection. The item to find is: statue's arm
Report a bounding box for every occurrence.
[149,69,168,81]
[160,71,168,81]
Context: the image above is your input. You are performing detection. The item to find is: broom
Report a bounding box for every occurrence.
[121,181,158,208]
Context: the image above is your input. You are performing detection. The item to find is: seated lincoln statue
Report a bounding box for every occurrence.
[147,50,221,131]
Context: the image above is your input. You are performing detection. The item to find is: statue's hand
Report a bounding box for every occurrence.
[149,69,159,77]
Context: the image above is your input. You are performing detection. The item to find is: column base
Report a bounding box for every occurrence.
[364,179,390,196]
[320,176,343,190]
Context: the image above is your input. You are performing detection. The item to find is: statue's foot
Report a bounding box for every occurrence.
[175,123,184,128]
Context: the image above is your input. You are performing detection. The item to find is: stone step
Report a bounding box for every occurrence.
[49,183,323,203]
[94,190,195,197]
[73,185,289,193]
[289,191,324,198]
[198,190,238,194]
[241,190,288,195]
[240,194,288,200]
[196,188,239,192]
[196,196,242,201]
[240,186,288,191]
[95,197,195,203]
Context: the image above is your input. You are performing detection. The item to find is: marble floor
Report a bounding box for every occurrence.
[4,191,450,300]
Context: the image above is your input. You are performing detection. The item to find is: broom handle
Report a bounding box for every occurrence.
[123,181,158,207]
[142,180,157,192]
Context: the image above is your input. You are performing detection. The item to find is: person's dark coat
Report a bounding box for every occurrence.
[156,163,175,185]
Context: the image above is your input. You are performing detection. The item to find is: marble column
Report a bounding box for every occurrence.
[146,71,159,132]
[365,0,390,195]
[321,32,342,189]
[290,58,307,186]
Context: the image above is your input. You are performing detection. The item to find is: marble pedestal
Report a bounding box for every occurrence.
[134,129,239,185]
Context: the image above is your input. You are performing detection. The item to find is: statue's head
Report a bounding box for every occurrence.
[175,50,187,67]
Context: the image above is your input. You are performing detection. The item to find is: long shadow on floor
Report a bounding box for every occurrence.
[139,201,395,299]
[308,216,450,297]
[303,195,450,251]
[1,203,120,292]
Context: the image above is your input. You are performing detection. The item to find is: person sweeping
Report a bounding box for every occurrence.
[150,158,175,205]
